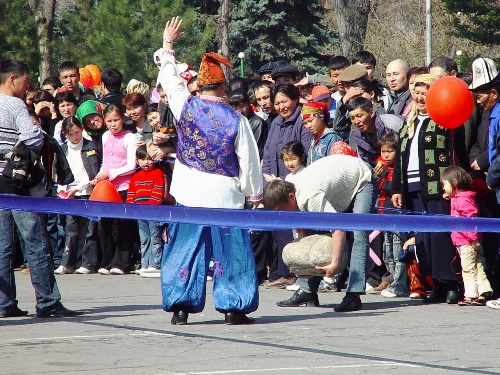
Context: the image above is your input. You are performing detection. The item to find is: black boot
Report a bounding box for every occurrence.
[171,310,189,325]
[424,279,447,304]
[276,289,319,307]
[334,292,362,312]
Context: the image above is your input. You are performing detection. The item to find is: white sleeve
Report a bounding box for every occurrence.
[156,48,190,120]
[235,115,263,201]
[108,133,137,180]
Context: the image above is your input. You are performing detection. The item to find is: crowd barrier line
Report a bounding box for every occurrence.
[1,194,500,233]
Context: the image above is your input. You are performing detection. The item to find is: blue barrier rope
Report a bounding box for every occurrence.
[0,194,499,233]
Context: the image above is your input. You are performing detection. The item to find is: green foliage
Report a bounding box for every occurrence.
[0,1,40,82]
[53,0,211,87]
[442,0,500,45]
[230,0,337,78]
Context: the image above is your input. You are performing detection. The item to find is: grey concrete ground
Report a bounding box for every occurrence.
[1,271,499,375]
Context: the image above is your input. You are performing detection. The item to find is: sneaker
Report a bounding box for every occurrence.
[286,283,300,291]
[365,282,374,293]
[140,268,160,278]
[381,289,398,298]
[135,269,142,275]
[54,266,73,275]
[98,268,111,275]
[75,267,94,274]
[206,276,213,281]
[110,268,125,275]
[318,279,337,293]
[367,280,391,294]
[409,292,425,299]
[486,298,500,310]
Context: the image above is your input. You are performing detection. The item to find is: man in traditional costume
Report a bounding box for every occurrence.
[155,17,263,325]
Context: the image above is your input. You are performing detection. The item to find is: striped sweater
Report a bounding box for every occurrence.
[0,94,44,172]
[126,167,165,205]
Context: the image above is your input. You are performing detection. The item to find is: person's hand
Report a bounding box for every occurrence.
[471,160,480,171]
[66,188,78,199]
[373,161,384,176]
[391,193,402,208]
[136,140,146,148]
[153,132,170,144]
[94,171,109,183]
[251,201,261,209]
[342,87,364,104]
[295,73,309,87]
[315,262,339,278]
[263,173,281,182]
[163,16,184,49]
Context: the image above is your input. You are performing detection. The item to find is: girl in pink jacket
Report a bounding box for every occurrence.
[441,166,492,306]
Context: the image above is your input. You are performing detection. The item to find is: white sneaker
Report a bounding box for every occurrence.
[98,268,111,275]
[381,289,397,298]
[54,266,73,275]
[486,298,500,310]
[75,267,93,274]
[110,268,125,275]
[286,283,300,291]
[365,282,374,293]
[134,269,142,275]
[207,276,213,281]
[409,292,424,299]
[140,267,160,273]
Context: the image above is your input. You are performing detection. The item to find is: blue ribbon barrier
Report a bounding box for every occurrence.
[1,194,500,233]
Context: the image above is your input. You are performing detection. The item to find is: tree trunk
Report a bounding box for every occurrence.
[28,0,56,83]
[219,0,232,79]
[332,0,371,58]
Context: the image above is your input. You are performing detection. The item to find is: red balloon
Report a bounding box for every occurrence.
[89,180,123,203]
[426,76,474,129]
[79,68,94,89]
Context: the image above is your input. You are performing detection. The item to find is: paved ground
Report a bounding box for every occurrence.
[1,271,499,375]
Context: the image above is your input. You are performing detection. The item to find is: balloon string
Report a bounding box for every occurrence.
[451,128,456,166]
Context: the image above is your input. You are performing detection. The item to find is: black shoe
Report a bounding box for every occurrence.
[37,306,83,318]
[334,293,362,312]
[446,289,461,304]
[224,311,254,325]
[171,310,189,325]
[0,305,28,318]
[423,287,447,304]
[276,289,319,307]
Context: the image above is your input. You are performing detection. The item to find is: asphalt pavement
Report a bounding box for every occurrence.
[1,271,499,375]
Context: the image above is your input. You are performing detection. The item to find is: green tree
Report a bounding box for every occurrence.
[441,0,500,45]
[0,1,40,81]
[230,0,337,78]
[53,0,209,86]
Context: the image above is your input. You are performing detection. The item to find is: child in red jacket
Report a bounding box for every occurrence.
[127,145,168,277]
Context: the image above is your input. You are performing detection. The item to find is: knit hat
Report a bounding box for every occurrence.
[197,52,232,86]
[311,85,331,102]
[301,101,328,120]
[338,65,367,82]
[469,58,500,92]
[177,63,198,83]
[76,100,106,135]
[126,79,150,99]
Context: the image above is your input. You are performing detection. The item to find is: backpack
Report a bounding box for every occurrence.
[1,142,46,193]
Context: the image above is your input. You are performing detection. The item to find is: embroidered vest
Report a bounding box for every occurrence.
[176,96,239,177]
[400,118,450,198]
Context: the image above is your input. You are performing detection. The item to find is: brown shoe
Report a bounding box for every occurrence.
[264,276,297,289]
[367,280,391,294]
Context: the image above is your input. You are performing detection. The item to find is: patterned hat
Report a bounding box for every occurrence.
[311,85,331,102]
[301,101,328,120]
[469,58,500,92]
[197,52,233,86]
[329,141,357,157]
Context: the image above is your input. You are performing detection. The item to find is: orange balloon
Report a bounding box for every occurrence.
[79,67,94,89]
[85,64,101,87]
[426,76,474,129]
[89,180,123,203]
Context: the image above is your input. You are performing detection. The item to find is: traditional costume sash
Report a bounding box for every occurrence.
[176,96,240,177]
